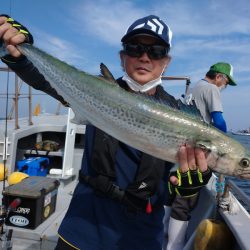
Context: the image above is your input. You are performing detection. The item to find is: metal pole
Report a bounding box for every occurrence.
[8,79,23,120]
[161,76,190,81]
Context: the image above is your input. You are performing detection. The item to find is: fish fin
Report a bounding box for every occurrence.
[138,87,204,121]
[99,63,116,83]
[154,86,180,109]
[156,87,204,121]
[177,99,204,121]
[196,140,213,152]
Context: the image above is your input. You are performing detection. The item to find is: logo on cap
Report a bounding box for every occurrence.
[133,18,164,35]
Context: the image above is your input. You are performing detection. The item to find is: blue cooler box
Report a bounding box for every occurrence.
[17,157,49,176]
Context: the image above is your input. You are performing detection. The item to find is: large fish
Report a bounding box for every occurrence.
[0,41,250,179]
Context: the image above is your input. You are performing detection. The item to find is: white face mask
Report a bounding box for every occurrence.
[122,72,162,93]
[122,59,165,93]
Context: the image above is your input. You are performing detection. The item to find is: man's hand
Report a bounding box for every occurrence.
[0,14,33,58]
[168,145,212,197]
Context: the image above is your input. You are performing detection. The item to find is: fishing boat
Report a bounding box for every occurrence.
[0,69,249,250]
[232,129,250,136]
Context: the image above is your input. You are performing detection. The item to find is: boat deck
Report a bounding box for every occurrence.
[0,114,249,249]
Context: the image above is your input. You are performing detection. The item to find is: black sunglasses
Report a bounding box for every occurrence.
[123,43,169,60]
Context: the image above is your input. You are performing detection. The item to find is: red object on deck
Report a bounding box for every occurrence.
[146,198,152,214]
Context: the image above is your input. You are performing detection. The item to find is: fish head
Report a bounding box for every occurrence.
[197,139,250,179]
[229,150,250,179]
[209,146,250,179]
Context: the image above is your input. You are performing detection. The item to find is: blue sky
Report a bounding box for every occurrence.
[0,0,250,131]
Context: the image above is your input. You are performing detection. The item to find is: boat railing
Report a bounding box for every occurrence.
[0,66,64,129]
[0,66,33,129]
[162,76,191,97]
[226,179,250,213]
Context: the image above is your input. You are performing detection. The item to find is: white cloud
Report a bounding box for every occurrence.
[67,0,250,43]
[33,30,88,69]
[173,38,250,56]
[157,0,250,36]
[69,0,147,46]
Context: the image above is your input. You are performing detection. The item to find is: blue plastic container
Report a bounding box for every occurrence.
[17,157,49,176]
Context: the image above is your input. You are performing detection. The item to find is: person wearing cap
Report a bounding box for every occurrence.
[191,62,236,131]
[163,62,237,250]
[0,14,211,250]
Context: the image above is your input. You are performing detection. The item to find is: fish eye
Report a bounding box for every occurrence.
[239,158,250,168]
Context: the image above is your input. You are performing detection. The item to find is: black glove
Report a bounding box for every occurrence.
[1,14,33,44]
[168,168,212,197]
[0,14,33,63]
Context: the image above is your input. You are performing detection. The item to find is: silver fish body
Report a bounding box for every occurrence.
[1,42,250,178]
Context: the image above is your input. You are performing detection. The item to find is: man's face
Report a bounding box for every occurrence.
[215,73,229,89]
[120,35,171,85]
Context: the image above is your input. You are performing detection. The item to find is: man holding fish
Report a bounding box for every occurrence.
[0,14,229,250]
